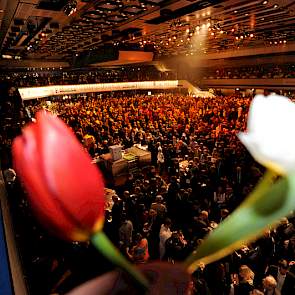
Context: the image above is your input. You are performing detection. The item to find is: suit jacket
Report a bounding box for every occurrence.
[266,265,295,295]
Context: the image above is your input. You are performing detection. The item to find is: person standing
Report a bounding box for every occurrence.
[119,213,133,248]
[157,146,165,175]
[266,259,295,295]
[159,218,172,260]
[262,276,281,295]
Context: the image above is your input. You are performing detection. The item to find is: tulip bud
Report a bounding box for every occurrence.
[238,94,295,174]
[12,111,105,241]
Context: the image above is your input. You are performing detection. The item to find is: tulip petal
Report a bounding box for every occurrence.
[35,112,105,235]
[248,95,295,136]
[241,94,295,173]
[13,124,87,240]
[238,132,286,174]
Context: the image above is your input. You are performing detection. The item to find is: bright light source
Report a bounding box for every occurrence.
[64,0,77,16]
[2,54,13,59]
[263,0,268,4]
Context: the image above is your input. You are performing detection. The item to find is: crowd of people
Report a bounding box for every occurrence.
[201,64,295,80]
[20,93,295,294]
[1,89,294,294]
[0,66,176,88]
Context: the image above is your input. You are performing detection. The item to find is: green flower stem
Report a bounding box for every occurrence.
[91,231,149,290]
[183,170,279,274]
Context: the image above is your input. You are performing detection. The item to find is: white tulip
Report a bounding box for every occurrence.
[238,94,295,174]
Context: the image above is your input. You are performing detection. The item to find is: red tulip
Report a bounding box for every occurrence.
[12,111,105,241]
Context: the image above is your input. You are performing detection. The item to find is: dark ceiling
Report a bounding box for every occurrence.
[0,0,294,62]
[37,0,70,11]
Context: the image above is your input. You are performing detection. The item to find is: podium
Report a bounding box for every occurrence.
[100,146,151,186]
[100,153,128,176]
[109,145,122,161]
[126,146,151,166]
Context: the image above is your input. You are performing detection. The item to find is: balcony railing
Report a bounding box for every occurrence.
[200,78,295,89]
[0,171,28,295]
[0,200,13,295]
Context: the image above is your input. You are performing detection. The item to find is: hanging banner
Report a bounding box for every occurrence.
[18,80,180,100]
[18,80,214,100]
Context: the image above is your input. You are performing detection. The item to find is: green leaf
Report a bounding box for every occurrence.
[184,170,295,273]
[91,231,149,290]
